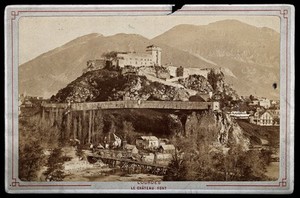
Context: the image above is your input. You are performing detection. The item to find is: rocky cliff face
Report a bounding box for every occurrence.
[179,75,213,93]
[215,113,250,150]
[184,111,250,151]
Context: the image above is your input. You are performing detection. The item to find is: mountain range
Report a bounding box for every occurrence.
[19,19,280,99]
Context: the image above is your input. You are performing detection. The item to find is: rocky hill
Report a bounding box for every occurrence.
[50,65,238,104]
[51,68,191,103]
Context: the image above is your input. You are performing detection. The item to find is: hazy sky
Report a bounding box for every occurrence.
[19,15,280,65]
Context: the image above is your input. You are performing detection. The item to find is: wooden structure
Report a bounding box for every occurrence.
[40,100,219,144]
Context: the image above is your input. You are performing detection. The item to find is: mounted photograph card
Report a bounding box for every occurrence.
[4,4,294,194]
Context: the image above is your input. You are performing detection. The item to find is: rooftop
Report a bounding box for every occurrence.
[160,144,175,150]
[124,144,137,150]
[139,136,158,141]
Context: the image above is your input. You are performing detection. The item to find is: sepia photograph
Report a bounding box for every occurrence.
[5,5,294,193]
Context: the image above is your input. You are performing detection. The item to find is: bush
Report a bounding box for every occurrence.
[19,141,45,181]
[163,152,187,181]
[44,148,66,181]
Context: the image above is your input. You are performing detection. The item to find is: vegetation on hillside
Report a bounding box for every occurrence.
[19,113,64,181]
[164,112,272,181]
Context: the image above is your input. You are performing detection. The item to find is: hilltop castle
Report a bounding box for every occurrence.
[84,45,162,73]
[84,45,217,82]
[117,45,162,67]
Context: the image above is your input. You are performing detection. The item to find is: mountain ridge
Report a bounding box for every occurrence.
[151,19,280,99]
[19,19,280,99]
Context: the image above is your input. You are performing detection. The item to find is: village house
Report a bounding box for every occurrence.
[124,144,139,155]
[136,136,159,150]
[259,98,271,109]
[158,138,170,146]
[268,107,280,126]
[250,110,275,126]
[22,100,33,108]
[158,144,175,154]
[141,153,155,163]
[154,153,173,166]
[271,100,277,106]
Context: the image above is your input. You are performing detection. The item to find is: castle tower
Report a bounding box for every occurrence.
[146,45,162,66]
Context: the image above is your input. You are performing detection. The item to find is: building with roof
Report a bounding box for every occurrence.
[136,136,159,150]
[250,110,275,126]
[259,98,271,109]
[115,45,162,68]
[124,144,139,155]
[158,144,175,154]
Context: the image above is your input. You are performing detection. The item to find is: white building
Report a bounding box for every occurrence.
[158,144,175,154]
[136,136,159,149]
[259,98,271,109]
[251,110,275,126]
[116,45,162,67]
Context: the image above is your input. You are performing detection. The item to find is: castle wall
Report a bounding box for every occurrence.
[184,68,210,78]
[167,66,177,77]
[166,66,211,79]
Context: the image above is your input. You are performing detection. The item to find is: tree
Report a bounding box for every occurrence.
[19,141,45,181]
[249,95,255,101]
[75,144,84,160]
[167,112,271,181]
[122,121,135,144]
[19,116,46,181]
[163,151,187,181]
[93,110,104,143]
[44,148,65,181]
